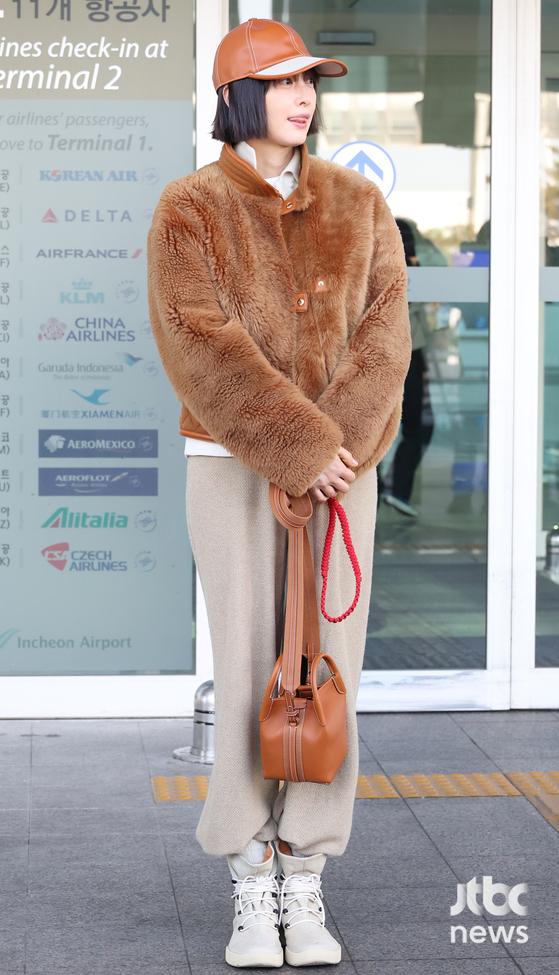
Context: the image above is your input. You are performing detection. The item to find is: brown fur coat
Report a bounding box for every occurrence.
[146,140,412,497]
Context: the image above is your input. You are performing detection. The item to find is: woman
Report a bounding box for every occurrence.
[147,18,411,969]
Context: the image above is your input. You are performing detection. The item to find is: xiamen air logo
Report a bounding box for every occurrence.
[450,876,528,946]
[0,628,19,649]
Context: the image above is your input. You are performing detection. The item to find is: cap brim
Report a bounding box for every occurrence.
[250,55,348,80]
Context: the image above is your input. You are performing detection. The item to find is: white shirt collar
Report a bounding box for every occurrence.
[233,141,301,181]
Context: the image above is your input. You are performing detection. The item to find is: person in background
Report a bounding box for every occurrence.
[379,217,435,517]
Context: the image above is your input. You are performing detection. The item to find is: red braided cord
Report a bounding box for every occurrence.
[320,497,362,622]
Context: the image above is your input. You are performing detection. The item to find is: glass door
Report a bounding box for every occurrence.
[227,0,517,710]
[511,0,559,707]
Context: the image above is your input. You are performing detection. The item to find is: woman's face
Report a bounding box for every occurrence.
[264,71,317,147]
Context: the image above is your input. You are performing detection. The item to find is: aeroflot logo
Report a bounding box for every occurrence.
[450,876,528,945]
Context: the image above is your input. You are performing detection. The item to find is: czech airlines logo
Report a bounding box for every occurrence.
[41,541,70,571]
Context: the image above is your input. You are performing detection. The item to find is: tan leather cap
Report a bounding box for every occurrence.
[212,18,348,92]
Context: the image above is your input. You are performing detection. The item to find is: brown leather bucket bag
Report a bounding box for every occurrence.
[259,483,362,784]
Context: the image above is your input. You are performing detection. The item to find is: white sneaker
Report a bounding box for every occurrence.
[225,841,283,968]
[276,845,342,966]
[381,492,418,517]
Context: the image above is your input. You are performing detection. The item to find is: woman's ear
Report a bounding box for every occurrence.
[222,83,229,107]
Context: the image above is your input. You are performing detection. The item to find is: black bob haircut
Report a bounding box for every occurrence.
[211,68,323,144]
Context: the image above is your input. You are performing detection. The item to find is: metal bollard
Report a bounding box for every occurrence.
[173,680,215,765]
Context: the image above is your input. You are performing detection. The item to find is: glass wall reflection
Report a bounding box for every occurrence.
[230,0,491,670]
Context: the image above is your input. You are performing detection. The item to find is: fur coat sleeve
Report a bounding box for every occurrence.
[314,186,412,471]
[146,196,344,496]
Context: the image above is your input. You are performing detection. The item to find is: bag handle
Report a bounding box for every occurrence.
[320,497,362,623]
[268,484,362,699]
[268,484,317,695]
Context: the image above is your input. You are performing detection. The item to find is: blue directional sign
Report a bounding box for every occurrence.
[331,141,396,198]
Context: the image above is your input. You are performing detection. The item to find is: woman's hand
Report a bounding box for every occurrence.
[308,446,359,503]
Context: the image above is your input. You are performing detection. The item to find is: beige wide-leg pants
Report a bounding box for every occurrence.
[185,456,377,858]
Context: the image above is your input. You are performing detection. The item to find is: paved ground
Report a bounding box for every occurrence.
[2,710,559,974]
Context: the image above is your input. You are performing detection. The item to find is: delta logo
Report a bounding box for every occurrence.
[41,542,127,572]
[42,207,132,224]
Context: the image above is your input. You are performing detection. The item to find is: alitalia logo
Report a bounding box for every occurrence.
[42,507,128,529]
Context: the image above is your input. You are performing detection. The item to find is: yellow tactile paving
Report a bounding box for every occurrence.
[151,770,544,802]
[390,772,521,798]
[506,770,559,795]
[152,774,209,802]
[150,769,559,835]
[356,774,400,798]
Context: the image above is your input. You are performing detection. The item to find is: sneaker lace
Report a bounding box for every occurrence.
[231,874,280,931]
[279,872,325,929]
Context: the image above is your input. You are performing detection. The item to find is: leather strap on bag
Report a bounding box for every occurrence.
[268,485,319,692]
[268,484,362,696]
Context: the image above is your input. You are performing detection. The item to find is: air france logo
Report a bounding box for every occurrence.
[450,876,528,945]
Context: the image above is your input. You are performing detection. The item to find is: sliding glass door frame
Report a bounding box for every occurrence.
[509,0,558,707]
[194,0,550,714]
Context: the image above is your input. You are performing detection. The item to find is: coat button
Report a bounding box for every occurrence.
[317,279,324,286]
[286,202,293,208]
[297,296,305,306]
